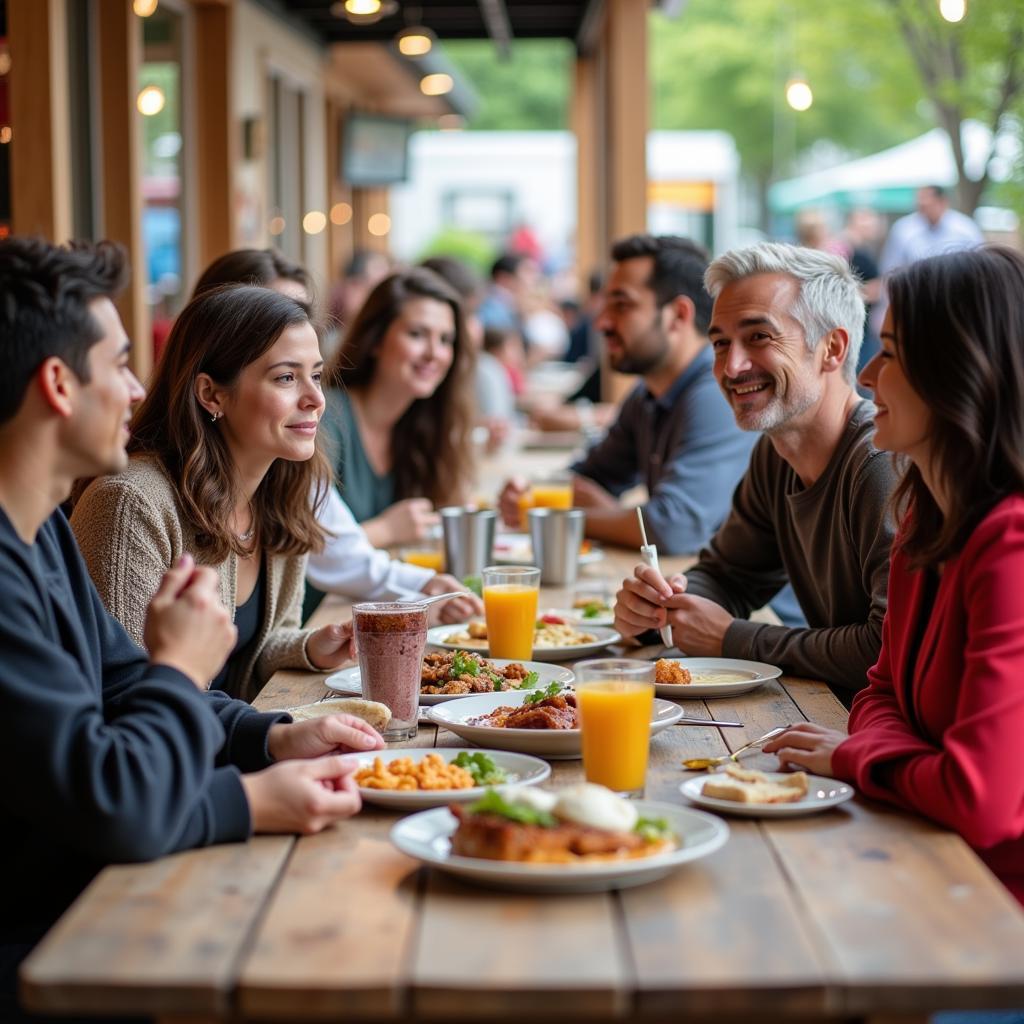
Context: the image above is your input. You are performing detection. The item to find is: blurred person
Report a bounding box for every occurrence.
[323,268,475,549]
[765,246,1024,907]
[836,208,883,372]
[422,255,515,455]
[561,269,603,364]
[614,242,899,695]
[0,239,381,1018]
[195,250,481,624]
[483,326,527,396]
[794,209,832,251]
[328,248,390,327]
[880,185,983,275]
[72,286,365,702]
[478,251,538,333]
[500,235,754,555]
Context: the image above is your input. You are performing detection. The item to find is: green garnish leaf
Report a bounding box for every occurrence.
[468,787,555,826]
[453,752,508,786]
[524,681,565,705]
[516,670,540,689]
[462,575,482,597]
[451,650,479,678]
[635,817,673,843]
[581,600,604,619]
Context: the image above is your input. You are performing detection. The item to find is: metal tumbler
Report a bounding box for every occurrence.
[527,507,586,586]
[440,507,497,580]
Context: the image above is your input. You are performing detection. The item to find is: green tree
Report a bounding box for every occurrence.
[444,39,571,131]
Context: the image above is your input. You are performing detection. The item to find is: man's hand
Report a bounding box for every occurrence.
[267,714,385,762]
[307,621,356,671]
[241,755,362,834]
[762,723,847,776]
[422,573,484,624]
[498,477,529,528]
[364,498,439,547]
[144,555,237,688]
[613,563,733,655]
[571,474,618,510]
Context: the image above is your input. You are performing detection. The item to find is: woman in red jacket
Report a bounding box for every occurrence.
[764,245,1024,906]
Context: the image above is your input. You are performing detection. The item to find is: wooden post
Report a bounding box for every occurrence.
[194,1,235,270]
[7,0,73,240]
[95,1,150,379]
[571,54,602,298]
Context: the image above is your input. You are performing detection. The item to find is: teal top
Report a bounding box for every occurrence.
[321,388,395,524]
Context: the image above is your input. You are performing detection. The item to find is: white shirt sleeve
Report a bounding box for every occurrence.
[306,486,435,600]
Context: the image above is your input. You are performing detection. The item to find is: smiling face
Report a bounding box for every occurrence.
[213,321,325,469]
[708,273,824,433]
[593,256,672,375]
[372,296,456,403]
[63,297,146,476]
[858,308,932,463]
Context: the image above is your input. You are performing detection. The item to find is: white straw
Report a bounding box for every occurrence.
[636,507,649,548]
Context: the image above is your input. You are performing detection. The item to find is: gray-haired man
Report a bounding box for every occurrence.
[614,243,898,694]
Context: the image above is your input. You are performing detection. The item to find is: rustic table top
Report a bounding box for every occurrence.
[20,549,1024,1023]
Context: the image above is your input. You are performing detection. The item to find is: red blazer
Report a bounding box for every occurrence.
[833,494,1024,905]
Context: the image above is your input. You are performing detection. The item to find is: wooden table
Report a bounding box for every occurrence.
[20,549,1024,1023]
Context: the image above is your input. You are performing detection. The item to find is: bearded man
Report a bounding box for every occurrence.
[499,235,753,554]
[613,242,898,695]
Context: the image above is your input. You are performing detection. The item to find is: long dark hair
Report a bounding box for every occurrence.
[888,245,1024,568]
[326,267,473,505]
[129,285,331,561]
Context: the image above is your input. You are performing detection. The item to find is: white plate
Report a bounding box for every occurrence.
[492,532,604,566]
[679,772,855,818]
[325,661,575,706]
[351,748,550,811]
[542,606,616,628]
[652,657,782,698]
[427,689,683,759]
[427,623,621,663]
[390,800,729,892]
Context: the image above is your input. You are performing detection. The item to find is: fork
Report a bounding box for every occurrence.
[681,725,789,770]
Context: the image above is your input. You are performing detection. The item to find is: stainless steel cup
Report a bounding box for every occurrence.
[440,507,497,580]
[527,507,586,586]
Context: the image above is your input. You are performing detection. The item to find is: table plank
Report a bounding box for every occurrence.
[765,801,1024,1014]
[237,816,422,1020]
[20,838,292,1018]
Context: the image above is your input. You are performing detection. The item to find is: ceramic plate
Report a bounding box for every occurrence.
[390,800,729,892]
[652,657,782,698]
[427,689,683,759]
[325,660,575,706]
[427,624,621,663]
[542,606,616,628]
[492,532,604,566]
[679,772,855,818]
[351,748,550,811]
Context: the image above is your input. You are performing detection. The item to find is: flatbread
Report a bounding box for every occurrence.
[287,697,392,734]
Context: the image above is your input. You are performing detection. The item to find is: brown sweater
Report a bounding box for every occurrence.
[71,456,316,702]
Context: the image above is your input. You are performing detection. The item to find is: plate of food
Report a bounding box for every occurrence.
[652,657,782,698]
[326,651,574,706]
[390,783,729,892]
[351,748,550,811]
[679,765,855,818]
[428,621,621,662]
[427,686,683,759]
[541,603,615,628]
[492,533,604,566]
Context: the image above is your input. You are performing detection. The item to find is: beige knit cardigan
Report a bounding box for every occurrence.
[70,455,316,702]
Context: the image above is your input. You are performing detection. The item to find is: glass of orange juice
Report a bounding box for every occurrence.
[517,474,573,528]
[575,659,655,798]
[399,538,445,573]
[481,565,540,659]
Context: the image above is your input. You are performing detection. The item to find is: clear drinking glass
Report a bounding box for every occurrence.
[481,565,540,660]
[351,601,429,741]
[575,658,655,798]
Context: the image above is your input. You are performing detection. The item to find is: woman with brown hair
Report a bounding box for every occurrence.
[323,267,475,548]
[764,245,1024,906]
[72,284,367,702]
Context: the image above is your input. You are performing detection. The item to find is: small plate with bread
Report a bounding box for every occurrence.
[679,764,854,818]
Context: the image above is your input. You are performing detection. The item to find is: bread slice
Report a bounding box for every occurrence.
[701,763,808,804]
[287,697,392,734]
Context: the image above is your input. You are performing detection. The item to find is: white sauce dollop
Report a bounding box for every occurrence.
[553,783,638,831]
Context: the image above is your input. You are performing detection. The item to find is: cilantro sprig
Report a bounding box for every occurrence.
[450,650,480,678]
[452,752,508,786]
[523,681,566,705]
[467,788,556,827]
[634,817,674,843]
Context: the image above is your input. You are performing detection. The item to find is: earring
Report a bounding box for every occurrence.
[210,411,221,423]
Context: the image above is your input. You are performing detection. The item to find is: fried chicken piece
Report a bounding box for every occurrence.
[654,659,692,685]
[467,621,489,639]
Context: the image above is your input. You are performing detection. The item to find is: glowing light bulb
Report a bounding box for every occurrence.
[420,73,453,97]
[785,78,813,112]
[939,0,966,22]
[136,85,166,116]
[133,0,158,16]
[302,211,327,235]
[330,203,353,225]
[367,213,391,237]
